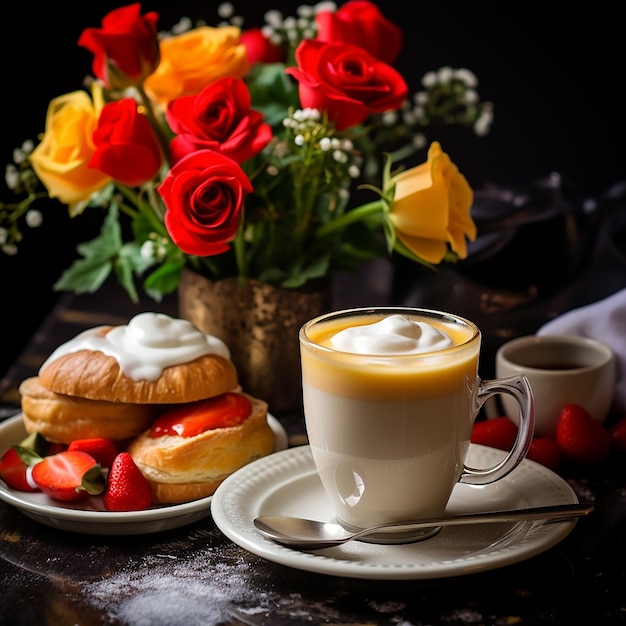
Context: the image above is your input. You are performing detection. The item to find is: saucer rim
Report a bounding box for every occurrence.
[211,444,579,580]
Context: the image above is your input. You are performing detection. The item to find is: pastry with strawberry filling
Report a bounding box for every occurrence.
[126,391,274,504]
[19,312,239,443]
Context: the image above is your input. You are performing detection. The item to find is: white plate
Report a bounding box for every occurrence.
[0,413,287,535]
[211,445,580,580]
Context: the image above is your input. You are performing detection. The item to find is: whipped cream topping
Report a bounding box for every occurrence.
[39,312,230,381]
[330,314,453,355]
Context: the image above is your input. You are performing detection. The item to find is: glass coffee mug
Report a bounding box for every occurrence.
[299,307,535,543]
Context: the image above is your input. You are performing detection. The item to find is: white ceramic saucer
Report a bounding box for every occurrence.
[0,414,287,535]
[211,445,580,580]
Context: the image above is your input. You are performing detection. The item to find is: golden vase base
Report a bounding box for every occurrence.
[178,269,331,415]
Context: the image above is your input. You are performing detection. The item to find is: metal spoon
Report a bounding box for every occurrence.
[253,503,594,550]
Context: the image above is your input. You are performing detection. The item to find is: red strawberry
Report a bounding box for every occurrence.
[31,450,105,501]
[103,452,153,512]
[527,437,561,470]
[556,404,611,465]
[609,416,626,453]
[150,392,252,439]
[471,417,518,451]
[68,438,118,468]
[0,447,39,492]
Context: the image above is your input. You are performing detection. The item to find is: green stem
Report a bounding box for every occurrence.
[136,85,171,168]
[316,200,384,238]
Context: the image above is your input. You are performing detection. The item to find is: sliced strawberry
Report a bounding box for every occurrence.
[0,431,53,492]
[471,417,518,451]
[527,437,561,470]
[556,403,611,465]
[609,416,626,453]
[150,392,252,439]
[104,452,153,512]
[31,450,105,501]
[0,447,39,492]
[68,438,118,468]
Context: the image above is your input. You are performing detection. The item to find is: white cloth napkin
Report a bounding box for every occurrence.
[537,287,626,415]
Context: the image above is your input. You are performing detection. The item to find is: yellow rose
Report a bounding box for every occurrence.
[389,141,476,264]
[144,26,249,106]
[29,89,111,214]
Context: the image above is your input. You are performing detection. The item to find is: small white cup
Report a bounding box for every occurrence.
[300,307,535,543]
[496,334,615,437]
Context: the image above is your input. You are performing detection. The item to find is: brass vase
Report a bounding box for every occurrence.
[178,269,332,415]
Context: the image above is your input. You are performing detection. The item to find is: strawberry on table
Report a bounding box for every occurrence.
[68,438,118,468]
[471,416,518,451]
[609,416,626,453]
[556,403,611,465]
[527,437,561,470]
[31,450,105,502]
[104,452,153,512]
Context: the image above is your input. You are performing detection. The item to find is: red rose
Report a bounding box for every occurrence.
[239,28,285,65]
[158,150,253,257]
[166,77,273,164]
[315,1,403,65]
[90,98,162,187]
[78,3,160,90]
[286,40,408,131]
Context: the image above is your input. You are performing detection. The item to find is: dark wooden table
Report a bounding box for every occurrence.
[1,273,625,626]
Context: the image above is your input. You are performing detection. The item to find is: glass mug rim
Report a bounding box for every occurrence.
[299,306,480,359]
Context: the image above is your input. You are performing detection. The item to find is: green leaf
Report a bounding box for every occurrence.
[53,257,113,294]
[13,444,43,467]
[144,260,184,298]
[80,464,106,496]
[113,254,140,304]
[247,63,298,126]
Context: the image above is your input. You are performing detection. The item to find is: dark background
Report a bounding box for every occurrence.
[1,1,624,379]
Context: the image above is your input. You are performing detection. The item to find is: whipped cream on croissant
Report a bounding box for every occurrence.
[40,312,230,382]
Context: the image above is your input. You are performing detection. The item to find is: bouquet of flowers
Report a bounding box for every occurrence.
[0,1,492,303]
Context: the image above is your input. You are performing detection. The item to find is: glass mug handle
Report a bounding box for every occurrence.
[460,374,535,485]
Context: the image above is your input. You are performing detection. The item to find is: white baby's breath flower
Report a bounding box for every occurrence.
[454,68,478,87]
[217,2,234,18]
[5,164,19,190]
[412,133,427,150]
[332,150,348,163]
[474,106,494,136]
[266,164,280,176]
[414,91,429,105]
[421,71,437,88]
[25,210,42,228]
[2,243,17,256]
[264,10,284,27]
[437,66,454,84]
[294,134,305,146]
[381,111,398,125]
[313,2,337,14]
[140,240,155,260]
[464,90,479,104]
[348,164,361,178]
[297,5,315,18]
[402,110,418,125]
[319,137,331,151]
[170,17,192,35]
